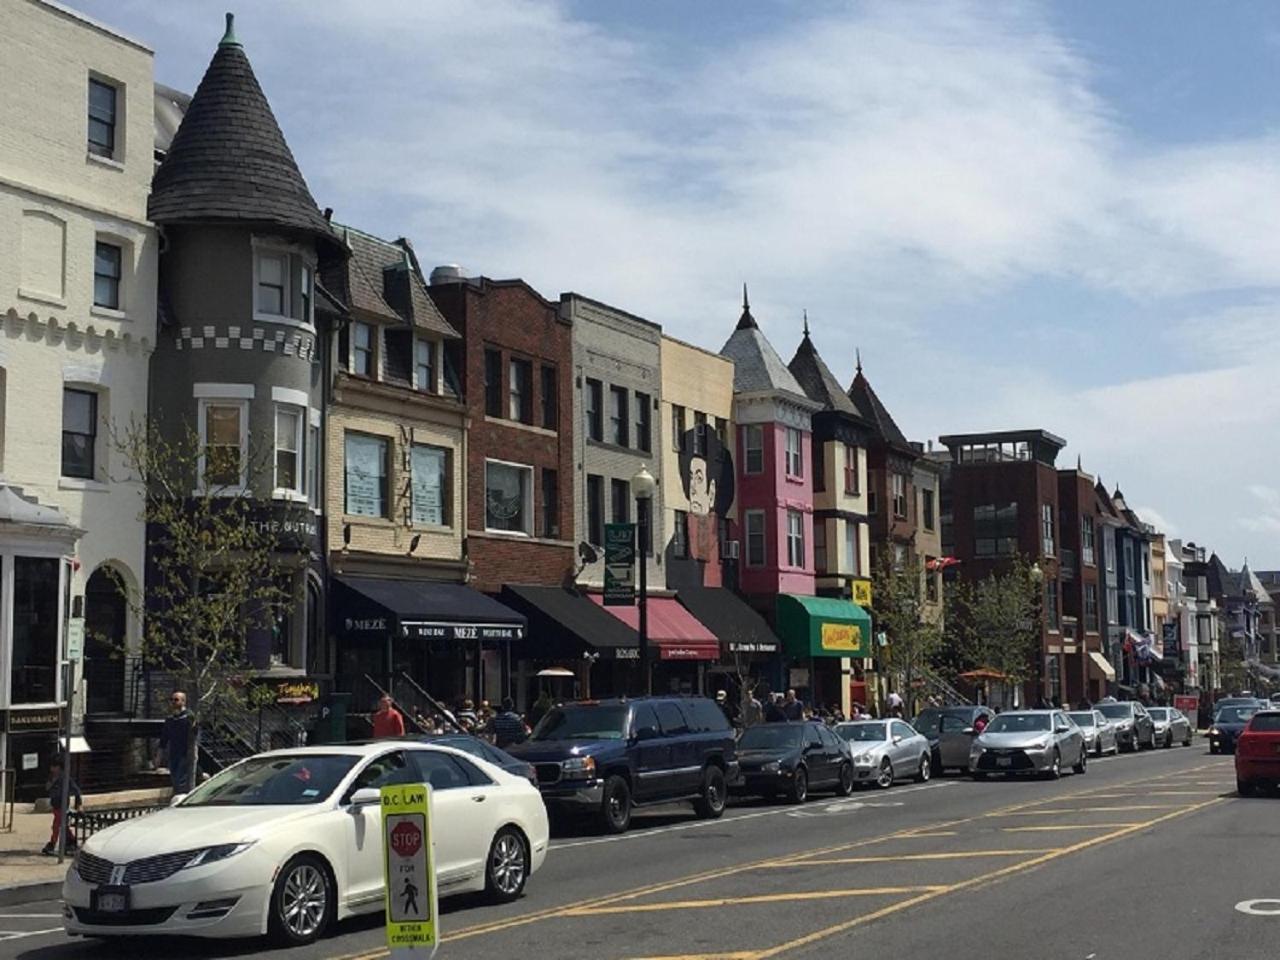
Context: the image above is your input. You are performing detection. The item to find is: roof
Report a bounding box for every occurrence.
[848,364,913,452]
[326,225,458,337]
[787,330,864,419]
[148,15,335,247]
[719,295,811,400]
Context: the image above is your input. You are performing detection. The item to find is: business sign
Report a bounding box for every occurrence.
[820,622,865,655]
[272,679,320,705]
[1162,622,1180,660]
[726,640,780,654]
[4,707,64,732]
[851,579,873,608]
[382,783,438,958]
[66,618,85,661]
[603,523,636,606]
[402,622,524,642]
[1173,694,1199,722]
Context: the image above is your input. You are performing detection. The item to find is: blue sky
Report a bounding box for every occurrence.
[76,0,1280,566]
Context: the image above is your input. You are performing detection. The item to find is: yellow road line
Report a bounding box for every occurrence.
[564,886,948,917]
[998,805,1178,815]
[764,850,1056,866]
[1000,823,1143,832]
[628,954,758,960]
[895,831,959,837]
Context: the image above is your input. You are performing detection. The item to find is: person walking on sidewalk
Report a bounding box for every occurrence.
[159,691,194,793]
[43,756,82,856]
[371,694,406,739]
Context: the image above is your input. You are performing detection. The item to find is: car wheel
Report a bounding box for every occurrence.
[875,758,894,790]
[1094,739,1103,758]
[1238,778,1256,797]
[485,827,529,903]
[1164,732,1173,749]
[693,766,727,819]
[1047,749,1062,780]
[600,775,632,834]
[835,762,854,797]
[1073,745,1087,775]
[1209,743,1218,755]
[915,754,931,783]
[930,749,944,777]
[971,770,988,780]
[269,854,332,946]
[1183,735,1192,747]
[789,767,808,803]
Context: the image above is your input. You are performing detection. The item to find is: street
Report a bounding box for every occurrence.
[0,745,1273,959]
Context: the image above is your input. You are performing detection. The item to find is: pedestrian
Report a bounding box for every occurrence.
[886,690,904,719]
[157,690,194,793]
[491,697,527,748]
[456,699,478,731]
[764,692,786,723]
[743,687,763,727]
[528,690,554,729]
[43,755,82,856]
[371,694,405,738]
[973,713,990,734]
[715,690,739,728]
[782,689,805,721]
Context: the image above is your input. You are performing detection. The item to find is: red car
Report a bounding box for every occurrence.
[1234,710,1280,796]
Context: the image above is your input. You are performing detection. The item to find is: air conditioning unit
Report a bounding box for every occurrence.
[722,540,740,560]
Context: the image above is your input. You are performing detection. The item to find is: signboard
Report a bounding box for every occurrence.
[272,679,320,705]
[402,622,523,642]
[851,579,873,608]
[726,640,780,654]
[603,523,636,606]
[1162,622,1179,660]
[382,783,438,958]
[1173,694,1199,723]
[820,622,864,654]
[66,618,85,661]
[5,707,64,732]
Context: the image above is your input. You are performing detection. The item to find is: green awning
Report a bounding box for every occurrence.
[776,594,872,659]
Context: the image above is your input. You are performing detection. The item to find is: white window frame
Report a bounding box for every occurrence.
[87,74,121,161]
[273,403,305,500]
[411,443,449,528]
[197,397,249,495]
[891,473,907,518]
[745,510,766,567]
[1041,502,1055,557]
[414,338,436,393]
[484,458,534,536]
[785,427,803,478]
[786,509,805,568]
[844,520,858,576]
[744,424,764,475]
[351,321,374,378]
[253,248,290,320]
[307,412,321,511]
[92,236,124,313]
[344,432,389,518]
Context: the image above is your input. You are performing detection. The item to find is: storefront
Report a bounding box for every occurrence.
[776,594,872,717]
[676,587,782,699]
[590,595,720,695]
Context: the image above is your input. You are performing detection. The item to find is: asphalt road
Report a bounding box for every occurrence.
[2,743,1274,960]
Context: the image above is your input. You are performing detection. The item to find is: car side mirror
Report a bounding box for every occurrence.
[347,787,381,807]
[635,725,660,742]
[892,735,903,744]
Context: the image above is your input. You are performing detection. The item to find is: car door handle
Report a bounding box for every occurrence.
[471,794,486,803]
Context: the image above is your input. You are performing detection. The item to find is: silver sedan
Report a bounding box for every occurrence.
[969,710,1088,779]
[1146,707,1193,748]
[834,720,933,789]
[1068,710,1118,757]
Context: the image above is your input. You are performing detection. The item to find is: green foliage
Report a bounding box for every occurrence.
[944,555,1042,685]
[870,553,943,711]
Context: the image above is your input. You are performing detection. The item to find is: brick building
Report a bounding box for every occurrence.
[1055,464,1109,703]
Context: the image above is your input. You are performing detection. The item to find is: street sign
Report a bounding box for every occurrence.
[603,523,636,606]
[66,618,85,661]
[851,579,872,607]
[381,783,438,958]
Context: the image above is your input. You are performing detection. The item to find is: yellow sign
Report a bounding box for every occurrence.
[851,579,873,607]
[820,622,863,653]
[382,783,438,957]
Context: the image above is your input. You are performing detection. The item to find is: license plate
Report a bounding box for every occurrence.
[997,757,1012,767]
[93,886,129,913]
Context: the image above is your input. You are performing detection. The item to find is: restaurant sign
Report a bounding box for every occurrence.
[851,579,873,608]
[819,622,865,655]
[271,679,321,705]
[5,707,65,732]
[402,622,523,642]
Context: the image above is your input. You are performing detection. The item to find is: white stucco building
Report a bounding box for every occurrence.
[0,0,156,792]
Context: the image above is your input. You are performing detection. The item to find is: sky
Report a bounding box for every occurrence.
[74,0,1280,567]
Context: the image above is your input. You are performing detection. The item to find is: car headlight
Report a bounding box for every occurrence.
[762,761,781,773]
[561,756,596,778]
[853,754,876,767]
[181,842,254,870]
[1029,738,1052,751]
[1208,727,1220,736]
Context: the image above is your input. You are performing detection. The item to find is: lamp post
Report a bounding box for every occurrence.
[632,465,656,696]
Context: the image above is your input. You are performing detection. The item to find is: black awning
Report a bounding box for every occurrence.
[500,585,638,660]
[677,587,780,654]
[334,576,525,642]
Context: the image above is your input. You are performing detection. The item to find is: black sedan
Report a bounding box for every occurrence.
[414,733,537,783]
[732,721,854,803]
[1209,705,1261,754]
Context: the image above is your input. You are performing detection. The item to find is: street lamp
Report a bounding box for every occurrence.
[632,465,656,696]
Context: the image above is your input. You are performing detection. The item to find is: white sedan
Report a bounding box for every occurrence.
[63,742,549,945]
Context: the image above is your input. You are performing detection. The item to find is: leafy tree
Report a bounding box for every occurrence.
[870,553,944,715]
[944,555,1043,695]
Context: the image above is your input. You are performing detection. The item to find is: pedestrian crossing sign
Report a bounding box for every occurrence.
[382,783,438,958]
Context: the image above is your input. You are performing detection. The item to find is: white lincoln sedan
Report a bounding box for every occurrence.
[62,742,549,945]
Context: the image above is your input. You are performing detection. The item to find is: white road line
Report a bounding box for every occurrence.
[0,928,63,941]
[0,914,61,919]
[550,781,956,850]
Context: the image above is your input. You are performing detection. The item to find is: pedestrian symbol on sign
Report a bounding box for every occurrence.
[401,877,420,916]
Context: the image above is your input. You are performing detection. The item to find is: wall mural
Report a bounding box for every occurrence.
[666,426,736,590]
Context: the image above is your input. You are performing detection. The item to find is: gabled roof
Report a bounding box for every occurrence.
[787,324,863,419]
[326,224,458,338]
[719,289,809,399]
[148,15,334,248]
[847,359,912,452]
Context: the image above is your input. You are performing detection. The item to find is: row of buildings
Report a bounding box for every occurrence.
[0,2,1272,793]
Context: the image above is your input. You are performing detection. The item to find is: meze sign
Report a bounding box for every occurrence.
[382,783,438,958]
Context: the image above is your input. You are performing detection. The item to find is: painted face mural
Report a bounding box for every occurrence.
[670,426,736,588]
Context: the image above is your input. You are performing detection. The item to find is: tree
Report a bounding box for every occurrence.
[870,553,944,716]
[108,419,301,791]
[944,555,1043,700]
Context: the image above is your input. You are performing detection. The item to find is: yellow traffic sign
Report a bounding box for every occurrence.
[381,783,438,958]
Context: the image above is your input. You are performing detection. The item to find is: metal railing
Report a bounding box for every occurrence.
[70,803,167,845]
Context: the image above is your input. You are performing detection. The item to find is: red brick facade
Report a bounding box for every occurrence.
[430,278,575,593]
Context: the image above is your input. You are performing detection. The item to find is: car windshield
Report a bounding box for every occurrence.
[181,754,359,806]
[530,705,629,741]
[837,723,887,742]
[1216,706,1258,723]
[985,714,1051,734]
[911,711,969,736]
[739,725,803,750]
[1067,713,1095,727]
[1249,714,1280,731]
[1097,704,1132,719]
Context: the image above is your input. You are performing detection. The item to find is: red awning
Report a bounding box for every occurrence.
[590,596,720,660]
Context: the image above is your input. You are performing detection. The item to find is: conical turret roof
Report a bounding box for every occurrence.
[788,326,862,418]
[848,359,912,452]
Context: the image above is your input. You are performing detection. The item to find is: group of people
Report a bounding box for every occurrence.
[370,694,530,749]
[713,685,916,730]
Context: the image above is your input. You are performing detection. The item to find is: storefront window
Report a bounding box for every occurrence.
[11,556,59,704]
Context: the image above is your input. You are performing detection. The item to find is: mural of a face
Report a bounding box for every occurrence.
[678,428,735,518]
[687,456,715,516]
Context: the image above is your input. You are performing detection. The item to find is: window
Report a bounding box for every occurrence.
[1123,540,1134,582]
[409,752,489,791]
[634,392,651,452]
[87,77,117,158]
[893,542,907,569]
[813,523,827,573]
[812,439,825,492]
[1041,502,1055,557]
[693,411,708,456]
[974,503,1018,556]
[411,444,447,526]
[672,405,686,451]
[1046,579,1059,630]
[891,474,907,518]
[844,522,859,575]
[1104,531,1115,572]
[274,405,303,495]
[673,510,689,558]
[786,509,805,567]
[655,702,689,736]
[201,401,246,489]
[1142,550,1150,584]
[921,487,935,531]
[255,251,288,316]
[1106,587,1118,624]
[352,322,373,377]
[610,386,629,447]
[611,478,630,524]
[1082,518,1096,566]
[1084,583,1099,633]
[415,339,435,392]
[307,423,321,509]
[484,349,503,417]
[93,241,121,309]
[61,388,97,479]
[744,424,763,474]
[714,417,727,449]
[344,433,388,517]
[508,358,532,423]
[785,427,803,477]
[868,489,878,514]
[745,511,766,567]
[485,460,532,533]
[11,557,58,704]
[541,468,558,538]
[540,365,558,429]
[843,445,859,494]
[586,475,605,546]
[585,378,603,441]
[925,560,939,603]
[300,265,312,324]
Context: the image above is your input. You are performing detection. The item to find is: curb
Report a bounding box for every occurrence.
[0,880,62,908]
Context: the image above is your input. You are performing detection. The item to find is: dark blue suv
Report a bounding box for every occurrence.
[508,696,738,833]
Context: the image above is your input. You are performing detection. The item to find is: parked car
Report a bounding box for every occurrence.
[911,706,995,775]
[63,743,549,944]
[1095,701,1156,752]
[969,710,1088,779]
[1209,704,1261,754]
[834,720,933,789]
[1216,696,1267,711]
[1146,708,1193,748]
[1235,710,1280,796]
[1067,710,1118,757]
[733,721,854,802]
[507,697,737,833]
[412,733,537,784]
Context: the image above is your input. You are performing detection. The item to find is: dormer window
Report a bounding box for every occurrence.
[415,339,435,393]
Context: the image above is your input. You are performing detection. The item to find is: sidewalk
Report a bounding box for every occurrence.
[0,807,69,906]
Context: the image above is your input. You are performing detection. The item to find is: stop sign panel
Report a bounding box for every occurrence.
[390,818,422,858]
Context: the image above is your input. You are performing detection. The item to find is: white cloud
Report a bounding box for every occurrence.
[1241,485,1280,536]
